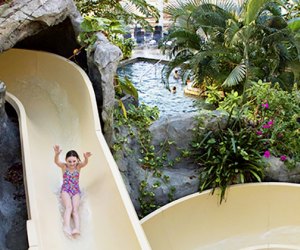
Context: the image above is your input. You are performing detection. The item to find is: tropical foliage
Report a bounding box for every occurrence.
[75,0,159,58]
[161,0,300,95]
[193,80,300,202]
[74,0,159,29]
[77,16,135,59]
[192,108,265,203]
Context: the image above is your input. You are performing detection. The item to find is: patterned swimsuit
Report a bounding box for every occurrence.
[61,166,80,197]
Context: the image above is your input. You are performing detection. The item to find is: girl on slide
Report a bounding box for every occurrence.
[53,145,92,236]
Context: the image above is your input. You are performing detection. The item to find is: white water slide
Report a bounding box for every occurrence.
[1,49,300,250]
[0,49,151,250]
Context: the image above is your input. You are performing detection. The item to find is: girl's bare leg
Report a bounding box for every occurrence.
[61,191,72,235]
[71,194,81,235]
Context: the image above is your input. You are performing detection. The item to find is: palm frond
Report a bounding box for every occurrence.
[165,0,202,18]
[224,19,241,47]
[162,50,193,86]
[222,62,246,87]
[288,17,300,32]
[191,3,233,30]
[243,0,272,25]
[167,29,202,50]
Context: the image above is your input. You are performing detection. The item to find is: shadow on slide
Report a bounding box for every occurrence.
[0,49,151,250]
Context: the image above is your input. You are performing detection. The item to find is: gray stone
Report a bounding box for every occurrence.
[87,33,122,145]
[115,111,228,214]
[0,83,24,250]
[0,0,82,52]
[0,81,6,118]
[0,82,20,161]
[0,0,121,145]
[264,156,300,182]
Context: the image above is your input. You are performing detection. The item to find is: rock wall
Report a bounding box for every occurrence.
[87,33,122,144]
[0,0,120,142]
[115,111,229,215]
[0,0,82,52]
[0,82,25,250]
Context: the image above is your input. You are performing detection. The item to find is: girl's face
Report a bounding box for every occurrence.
[66,156,78,168]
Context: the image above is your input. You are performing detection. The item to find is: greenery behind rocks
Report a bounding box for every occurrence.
[113,103,181,217]
[190,80,300,203]
[109,0,300,215]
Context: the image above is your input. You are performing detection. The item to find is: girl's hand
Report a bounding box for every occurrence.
[83,152,92,159]
[53,145,62,155]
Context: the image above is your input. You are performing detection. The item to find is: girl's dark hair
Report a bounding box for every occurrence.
[66,150,80,161]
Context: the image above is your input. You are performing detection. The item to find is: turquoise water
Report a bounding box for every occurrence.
[117,61,199,117]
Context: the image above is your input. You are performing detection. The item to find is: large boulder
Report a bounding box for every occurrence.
[87,33,122,145]
[0,0,82,52]
[0,82,24,250]
[115,110,229,214]
[264,156,300,182]
[0,0,119,142]
[0,82,19,160]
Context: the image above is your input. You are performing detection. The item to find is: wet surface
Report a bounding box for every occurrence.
[117,61,201,117]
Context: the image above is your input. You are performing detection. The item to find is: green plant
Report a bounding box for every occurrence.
[205,85,224,107]
[111,36,135,60]
[218,90,242,113]
[162,0,300,95]
[192,109,265,203]
[78,16,125,50]
[139,180,160,216]
[115,75,139,100]
[114,75,139,118]
[245,81,300,166]
[113,103,182,217]
[75,0,159,29]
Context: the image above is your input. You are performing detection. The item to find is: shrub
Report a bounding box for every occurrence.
[192,109,265,203]
[245,81,300,166]
[216,80,300,166]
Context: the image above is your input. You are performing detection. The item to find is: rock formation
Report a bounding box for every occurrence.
[115,111,229,214]
[0,0,120,142]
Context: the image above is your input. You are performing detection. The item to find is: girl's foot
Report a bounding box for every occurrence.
[71,228,80,236]
[63,226,71,236]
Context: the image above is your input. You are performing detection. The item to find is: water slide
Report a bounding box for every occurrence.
[0,49,151,250]
[141,183,300,250]
[1,49,300,250]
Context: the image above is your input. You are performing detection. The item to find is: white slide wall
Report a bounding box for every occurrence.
[0,49,151,250]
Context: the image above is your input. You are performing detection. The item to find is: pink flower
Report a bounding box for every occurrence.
[262,102,269,109]
[264,150,271,158]
[267,120,274,126]
[262,124,270,129]
[256,130,263,135]
[280,155,287,161]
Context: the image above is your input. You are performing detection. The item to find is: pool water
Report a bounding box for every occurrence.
[117,61,199,117]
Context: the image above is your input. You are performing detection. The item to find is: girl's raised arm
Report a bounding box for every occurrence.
[78,152,92,169]
[53,145,65,168]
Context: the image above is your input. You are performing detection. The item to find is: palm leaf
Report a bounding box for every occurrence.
[192,3,235,29]
[288,17,300,32]
[167,29,202,50]
[162,50,193,86]
[222,62,246,87]
[243,0,271,25]
[165,0,202,19]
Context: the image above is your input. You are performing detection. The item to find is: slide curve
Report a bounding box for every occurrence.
[0,49,151,250]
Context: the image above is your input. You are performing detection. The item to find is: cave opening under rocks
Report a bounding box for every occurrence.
[14,17,88,72]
